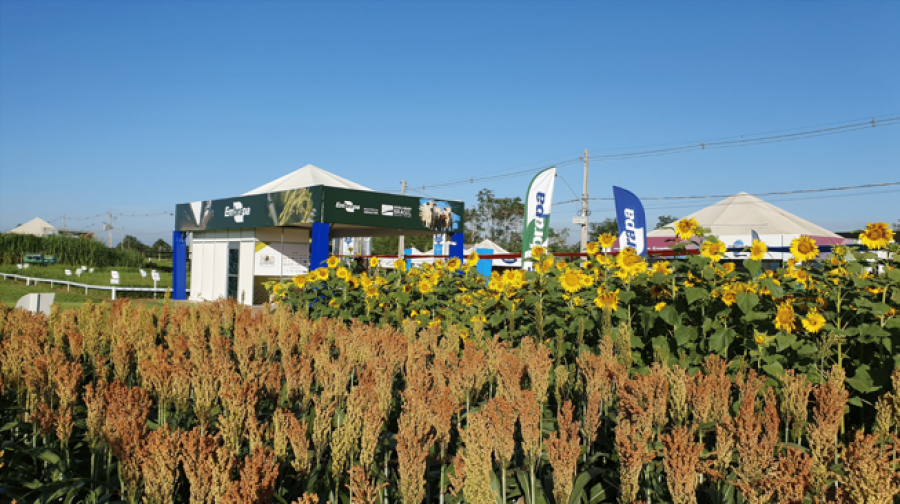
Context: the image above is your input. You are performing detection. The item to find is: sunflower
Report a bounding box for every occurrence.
[364,284,379,298]
[655,302,667,312]
[315,267,329,281]
[593,288,620,311]
[750,239,768,261]
[542,257,555,271]
[418,280,434,294]
[754,331,768,346]
[674,217,699,240]
[585,242,599,256]
[394,258,408,273]
[579,273,594,289]
[616,248,647,276]
[701,240,727,262]
[531,245,547,259]
[859,222,895,250]
[466,251,480,266]
[447,258,462,271]
[790,236,819,262]
[336,267,351,281]
[292,274,307,289]
[651,261,671,275]
[459,293,474,306]
[802,310,826,334]
[559,269,583,293]
[326,256,340,268]
[369,257,380,269]
[774,302,796,333]
[556,260,568,271]
[598,233,618,249]
[720,290,737,307]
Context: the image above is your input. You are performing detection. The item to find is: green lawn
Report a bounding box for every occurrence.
[0,263,178,288]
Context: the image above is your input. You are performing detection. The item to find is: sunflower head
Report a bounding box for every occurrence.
[418,280,433,294]
[750,239,768,261]
[585,242,599,256]
[364,284,379,298]
[315,267,329,281]
[774,302,796,333]
[559,269,583,293]
[593,288,620,311]
[859,222,895,250]
[790,236,820,262]
[530,245,547,259]
[394,258,408,272]
[326,256,340,269]
[447,258,462,271]
[655,302,667,312]
[675,217,700,240]
[598,233,618,249]
[369,257,380,269]
[700,240,727,262]
[802,309,826,334]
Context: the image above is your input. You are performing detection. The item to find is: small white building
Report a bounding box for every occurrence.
[175,164,465,305]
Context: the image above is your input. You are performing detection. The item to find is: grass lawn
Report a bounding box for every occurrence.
[0,263,180,289]
[0,278,202,310]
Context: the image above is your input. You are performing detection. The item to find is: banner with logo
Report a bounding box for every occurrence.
[175,187,323,231]
[613,186,647,257]
[176,185,465,234]
[322,187,464,233]
[521,167,557,269]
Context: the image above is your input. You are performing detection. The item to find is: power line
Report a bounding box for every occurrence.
[554,181,900,205]
[403,114,899,193]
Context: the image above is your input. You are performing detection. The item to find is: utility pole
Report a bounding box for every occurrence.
[398,180,406,259]
[62,214,66,231]
[107,210,114,248]
[580,149,590,252]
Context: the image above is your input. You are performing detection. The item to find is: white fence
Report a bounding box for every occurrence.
[0,273,186,300]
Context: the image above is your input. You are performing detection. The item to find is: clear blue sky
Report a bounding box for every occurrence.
[1,0,898,246]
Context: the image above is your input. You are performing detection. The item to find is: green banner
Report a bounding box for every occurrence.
[175,185,465,234]
[175,187,322,231]
[322,187,464,233]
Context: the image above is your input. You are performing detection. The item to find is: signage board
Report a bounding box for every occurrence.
[176,185,464,234]
[175,187,323,231]
[322,187,464,233]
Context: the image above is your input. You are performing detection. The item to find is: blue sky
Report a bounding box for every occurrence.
[1,0,898,246]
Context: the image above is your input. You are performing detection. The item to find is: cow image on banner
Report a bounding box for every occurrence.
[521,167,557,270]
[613,186,647,257]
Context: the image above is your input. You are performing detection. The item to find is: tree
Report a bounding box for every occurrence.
[118,235,147,251]
[371,235,433,256]
[151,239,172,252]
[548,226,578,253]
[464,189,525,252]
[655,215,678,230]
[588,218,618,241]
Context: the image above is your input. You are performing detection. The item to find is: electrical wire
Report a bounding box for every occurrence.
[403,114,899,193]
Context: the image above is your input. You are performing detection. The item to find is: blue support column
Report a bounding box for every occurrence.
[172,231,187,300]
[310,223,331,271]
[476,247,493,283]
[449,232,464,262]
[405,248,413,270]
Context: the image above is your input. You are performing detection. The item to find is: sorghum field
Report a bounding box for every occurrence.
[0,221,898,503]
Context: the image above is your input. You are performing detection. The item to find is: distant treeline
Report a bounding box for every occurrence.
[0,233,144,268]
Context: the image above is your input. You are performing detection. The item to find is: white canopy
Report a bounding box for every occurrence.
[243,164,372,195]
[649,192,841,238]
[9,217,57,237]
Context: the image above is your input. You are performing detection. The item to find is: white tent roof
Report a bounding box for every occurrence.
[466,239,511,253]
[9,217,57,237]
[243,164,372,195]
[648,192,841,238]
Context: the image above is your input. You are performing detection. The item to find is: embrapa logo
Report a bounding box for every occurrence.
[335,201,361,213]
[224,202,251,223]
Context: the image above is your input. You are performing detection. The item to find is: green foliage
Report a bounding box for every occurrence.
[0,233,144,267]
